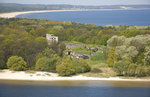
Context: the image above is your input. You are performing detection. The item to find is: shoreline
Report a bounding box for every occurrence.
[0,8,149,18]
[0,69,149,82]
[0,10,81,18]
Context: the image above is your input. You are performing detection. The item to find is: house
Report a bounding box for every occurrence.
[46,34,58,44]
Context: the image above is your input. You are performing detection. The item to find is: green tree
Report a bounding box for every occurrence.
[135,65,147,77]
[137,52,144,64]
[99,35,111,45]
[113,60,123,75]
[7,56,27,71]
[127,63,137,76]
[56,57,75,76]
[0,48,5,69]
[107,35,126,47]
[115,46,138,62]
[73,58,91,73]
[58,42,66,57]
[43,48,56,58]
[106,48,117,67]
[144,46,150,66]
[113,59,131,75]
[35,56,59,72]
[34,28,48,37]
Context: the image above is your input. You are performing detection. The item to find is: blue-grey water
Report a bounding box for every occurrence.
[0,80,150,97]
[16,10,150,26]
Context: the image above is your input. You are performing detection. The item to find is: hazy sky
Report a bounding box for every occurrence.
[0,0,150,5]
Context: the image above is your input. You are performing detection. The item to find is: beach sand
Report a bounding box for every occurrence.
[0,69,149,81]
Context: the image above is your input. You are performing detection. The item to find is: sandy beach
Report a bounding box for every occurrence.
[0,10,80,18]
[0,69,149,81]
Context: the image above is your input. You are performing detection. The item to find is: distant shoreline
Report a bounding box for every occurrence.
[0,69,149,82]
[0,9,149,18]
[0,10,81,18]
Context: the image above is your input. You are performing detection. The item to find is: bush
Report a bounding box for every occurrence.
[56,57,91,76]
[73,59,91,73]
[114,60,150,77]
[7,56,27,71]
[113,59,131,75]
[113,61,124,75]
[56,57,75,76]
[135,65,147,77]
[35,56,59,72]
[127,63,137,76]
[43,48,56,58]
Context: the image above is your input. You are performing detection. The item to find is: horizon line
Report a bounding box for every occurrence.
[0,3,150,6]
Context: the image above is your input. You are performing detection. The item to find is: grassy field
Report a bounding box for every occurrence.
[71,47,93,54]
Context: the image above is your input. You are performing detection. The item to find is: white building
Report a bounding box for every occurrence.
[46,34,58,44]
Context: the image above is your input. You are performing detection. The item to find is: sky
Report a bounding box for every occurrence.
[0,0,150,5]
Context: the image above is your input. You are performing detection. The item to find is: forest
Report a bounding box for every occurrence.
[0,18,150,77]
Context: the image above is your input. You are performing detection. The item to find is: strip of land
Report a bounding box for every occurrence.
[0,10,80,18]
[0,69,149,81]
[0,9,141,18]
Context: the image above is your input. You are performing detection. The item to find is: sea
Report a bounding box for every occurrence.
[0,80,150,97]
[16,9,150,26]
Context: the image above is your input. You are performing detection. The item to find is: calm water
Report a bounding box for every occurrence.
[16,10,150,26]
[0,80,150,97]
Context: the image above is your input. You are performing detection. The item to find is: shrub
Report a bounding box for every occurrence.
[73,59,91,73]
[56,57,91,76]
[56,57,75,76]
[144,46,150,66]
[7,56,27,71]
[113,61,124,75]
[35,56,59,72]
[43,48,56,58]
[135,65,147,77]
[127,63,137,76]
[113,59,131,75]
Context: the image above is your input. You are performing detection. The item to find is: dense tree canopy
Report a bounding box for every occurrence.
[107,35,150,76]
[7,56,27,71]
[56,57,76,76]
[56,56,91,76]
[0,18,150,77]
